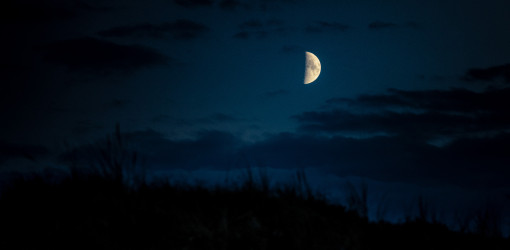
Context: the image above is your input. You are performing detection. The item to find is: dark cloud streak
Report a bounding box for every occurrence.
[234,19,287,39]
[98,20,209,40]
[368,21,397,30]
[174,0,214,8]
[1,0,114,26]
[463,64,510,83]
[42,37,168,75]
[328,88,510,114]
[305,21,349,33]
[218,0,248,10]
[197,113,239,124]
[297,88,510,140]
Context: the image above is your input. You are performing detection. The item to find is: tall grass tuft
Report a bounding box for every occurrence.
[84,123,146,188]
[345,181,368,218]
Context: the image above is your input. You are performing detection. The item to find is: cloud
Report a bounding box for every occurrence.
[368,21,397,30]
[218,0,249,10]
[233,31,268,39]
[73,1,114,12]
[295,88,510,141]
[1,0,114,26]
[245,132,510,188]
[328,88,510,114]
[305,21,349,33]
[128,130,510,188]
[171,0,299,12]
[294,110,474,140]
[220,0,301,11]
[58,121,510,189]
[239,20,264,29]
[462,64,510,83]
[245,134,438,181]
[42,37,168,75]
[97,20,209,40]
[234,19,287,39]
[174,0,214,8]
[239,19,283,29]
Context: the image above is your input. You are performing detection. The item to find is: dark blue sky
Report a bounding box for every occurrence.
[2,0,510,228]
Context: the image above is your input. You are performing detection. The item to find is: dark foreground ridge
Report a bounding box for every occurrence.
[0,169,508,250]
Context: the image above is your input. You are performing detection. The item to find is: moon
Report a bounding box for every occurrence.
[304,51,321,84]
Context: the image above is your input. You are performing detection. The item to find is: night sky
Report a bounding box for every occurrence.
[2,0,510,230]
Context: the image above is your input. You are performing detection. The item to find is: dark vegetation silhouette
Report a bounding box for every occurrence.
[0,126,508,249]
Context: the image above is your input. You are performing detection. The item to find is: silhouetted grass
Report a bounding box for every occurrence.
[0,127,508,249]
[1,168,509,250]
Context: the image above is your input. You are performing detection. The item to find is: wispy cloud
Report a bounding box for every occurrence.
[368,21,397,30]
[42,37,168,75]
[174,0,214,8]
[233,19,288,39]
[305,21,349,33]
[296,88,510,141]
[462,63,510,83]
[98,20,209,40]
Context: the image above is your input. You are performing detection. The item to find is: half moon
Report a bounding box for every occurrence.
[304,51,321,84]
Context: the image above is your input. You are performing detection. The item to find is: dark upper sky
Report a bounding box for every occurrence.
[2,0,510,225]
